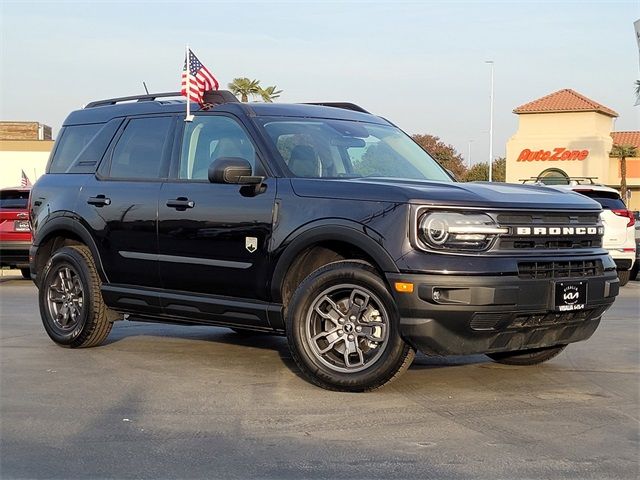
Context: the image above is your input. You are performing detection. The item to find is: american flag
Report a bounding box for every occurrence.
[181,49,219,107]
[20,170,32,188]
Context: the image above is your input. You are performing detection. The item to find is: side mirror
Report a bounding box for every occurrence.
[208,157,261,184]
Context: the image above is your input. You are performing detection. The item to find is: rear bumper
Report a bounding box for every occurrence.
[386,268,619,356]
[608,249,636,270]
[613,259,633,271]
[0,241,31,267]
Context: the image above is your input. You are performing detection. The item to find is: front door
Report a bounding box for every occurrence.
[157,115,276,325]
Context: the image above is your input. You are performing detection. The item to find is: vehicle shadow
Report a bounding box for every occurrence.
[103,321,489,380]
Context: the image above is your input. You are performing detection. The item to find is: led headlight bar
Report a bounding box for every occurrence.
[418,211,508,251]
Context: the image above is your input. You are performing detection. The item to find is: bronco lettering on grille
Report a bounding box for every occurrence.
[516,226,604,235]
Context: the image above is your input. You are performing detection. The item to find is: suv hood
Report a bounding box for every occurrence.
[290,178,602,211]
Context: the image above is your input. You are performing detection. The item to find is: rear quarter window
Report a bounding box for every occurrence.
[49,124,102,173]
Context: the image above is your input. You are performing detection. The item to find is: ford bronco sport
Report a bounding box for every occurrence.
[30,91,619,391]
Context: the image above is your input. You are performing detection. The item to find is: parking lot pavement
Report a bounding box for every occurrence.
[0,274,638,480]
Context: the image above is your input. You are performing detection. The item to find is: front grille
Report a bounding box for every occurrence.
[517,259,604,279]
[495,211,602,251]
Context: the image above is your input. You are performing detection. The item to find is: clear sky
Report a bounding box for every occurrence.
[1,0,638,164]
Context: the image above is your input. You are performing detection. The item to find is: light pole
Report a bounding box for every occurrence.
[467,140,473,169]
[485,60,494,182]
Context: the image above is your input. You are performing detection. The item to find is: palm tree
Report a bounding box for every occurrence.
[259,85,283,103]
[610,144,638,202]
[635,80,640,103]
[227,77,261,102]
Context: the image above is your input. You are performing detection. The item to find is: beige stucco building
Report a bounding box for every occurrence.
[0,122,53,188]
[506,89,640,210]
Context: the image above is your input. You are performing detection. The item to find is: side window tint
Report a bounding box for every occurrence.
[109,117,172,179]
[49,124,102,173]
[180,116,256,180]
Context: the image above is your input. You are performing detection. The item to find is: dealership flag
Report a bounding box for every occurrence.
[181,47,219,119]
[20,170,31,188]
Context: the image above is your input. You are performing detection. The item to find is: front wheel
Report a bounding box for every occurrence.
[486,345,567,366]
[286,261,415,392]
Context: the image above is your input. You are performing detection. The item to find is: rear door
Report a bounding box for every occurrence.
[80,115,176,304]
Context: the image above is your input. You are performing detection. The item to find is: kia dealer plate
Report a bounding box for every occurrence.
[554,281,586,312]
[14,220,30,232]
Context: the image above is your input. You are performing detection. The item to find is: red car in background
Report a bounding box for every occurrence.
[0,187,32,279]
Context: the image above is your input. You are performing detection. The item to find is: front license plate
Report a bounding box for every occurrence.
[14,220,30,232]
[554,281,586,312]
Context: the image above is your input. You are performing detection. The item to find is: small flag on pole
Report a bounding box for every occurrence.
[181,48,219,109]
[20,170,32,188]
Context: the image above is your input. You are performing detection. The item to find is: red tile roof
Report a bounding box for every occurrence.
[513,89,618,117]
[611,131,640,149]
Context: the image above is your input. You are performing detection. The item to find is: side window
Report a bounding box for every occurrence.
[49,124,102,173]
[179,116,256,180]
[109,117,172,179]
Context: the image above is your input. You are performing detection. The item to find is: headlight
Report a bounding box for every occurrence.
[418,211,508,252]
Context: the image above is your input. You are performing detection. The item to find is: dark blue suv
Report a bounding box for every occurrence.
[29,91,619,391]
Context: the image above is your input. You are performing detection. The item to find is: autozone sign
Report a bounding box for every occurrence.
[517,148,589,161]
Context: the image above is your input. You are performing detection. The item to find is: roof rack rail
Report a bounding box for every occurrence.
[304,102,370,114]
[85,90,240,109]
[85,92,182,108]
[520,176,600,185]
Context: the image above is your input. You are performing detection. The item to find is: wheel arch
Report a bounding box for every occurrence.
[271,223,399,306]
[33,217,108,284]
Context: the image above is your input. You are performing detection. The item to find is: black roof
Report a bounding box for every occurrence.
[63,92,387,127]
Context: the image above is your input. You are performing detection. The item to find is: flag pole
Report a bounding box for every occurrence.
[185,44,193,122]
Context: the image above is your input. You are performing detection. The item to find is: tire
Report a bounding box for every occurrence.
[617,269,631,287]
[486,345,567,366]
[285,261,415,392]
[38,245,112,348]
[630,261,639,282]
[20,268,30,279]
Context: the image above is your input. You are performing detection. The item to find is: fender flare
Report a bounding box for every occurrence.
[270,221,399,301]
[33,216,109,283]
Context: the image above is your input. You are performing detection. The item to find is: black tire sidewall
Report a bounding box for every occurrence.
[286,262,411,391]
[39,248,93,346]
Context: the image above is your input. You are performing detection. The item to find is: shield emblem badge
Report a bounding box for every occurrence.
[245,237,258,253]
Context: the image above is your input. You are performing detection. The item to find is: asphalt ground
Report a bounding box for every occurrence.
[0,271,638,480]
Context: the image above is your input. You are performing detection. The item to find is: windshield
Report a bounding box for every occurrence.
[260,118,452,182]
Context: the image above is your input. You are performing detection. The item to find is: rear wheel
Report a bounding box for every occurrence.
[20,268,30,279]
[486,345,566,366]
[617,269,631,287]
[39,245,112,348]
[286,261,414,392]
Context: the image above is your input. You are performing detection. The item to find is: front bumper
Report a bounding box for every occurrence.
[386,267,619,356]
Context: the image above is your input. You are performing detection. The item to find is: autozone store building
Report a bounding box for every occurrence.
[506,89,640,210]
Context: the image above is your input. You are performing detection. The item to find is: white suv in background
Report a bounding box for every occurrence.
[558,183,636,286]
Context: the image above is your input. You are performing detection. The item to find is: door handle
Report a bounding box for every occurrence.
[166,198,195,210]
[87,195,111,207]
